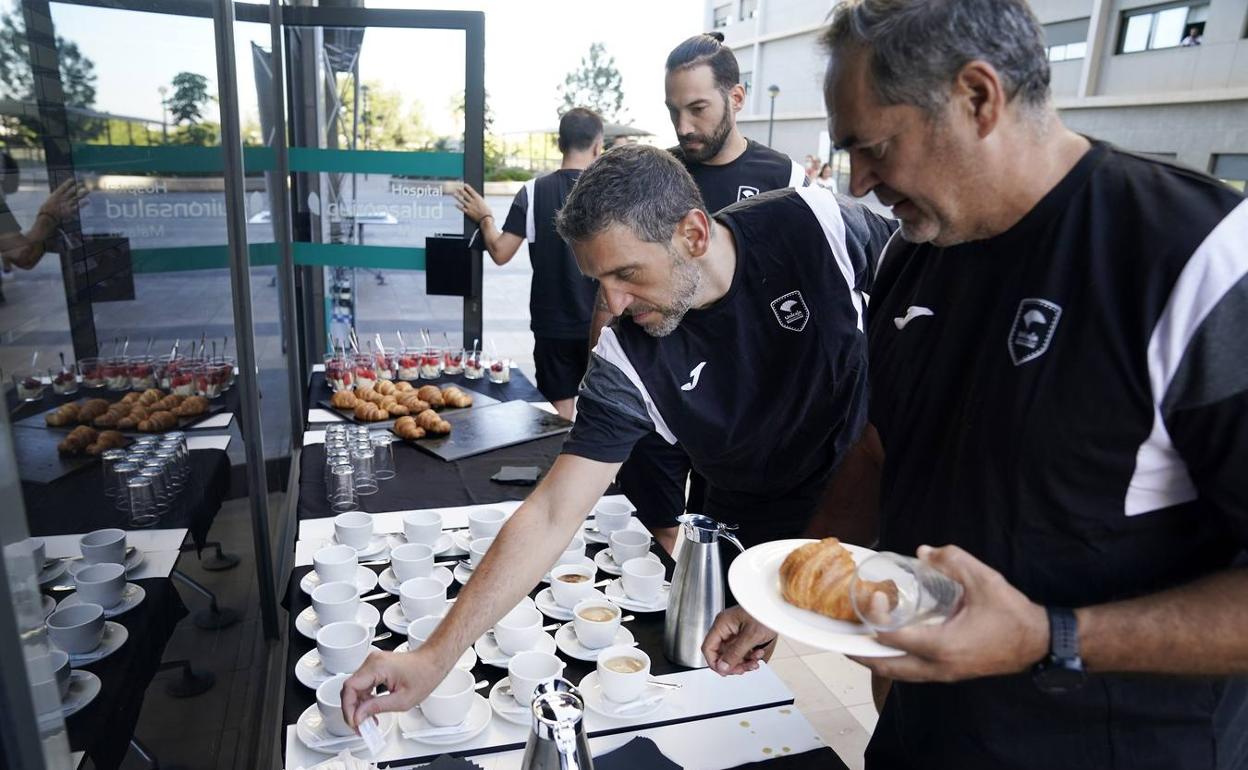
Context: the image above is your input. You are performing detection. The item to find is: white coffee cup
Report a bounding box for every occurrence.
[592,501,633,537]
[572,599,621,650]
[79,529,126,565]
[403,510,443,546]
[48,649,71,699]
[316,674,354,736]
[313,544,358,585]
[422,667,475,727]
[468,508,506,539]
[399,577,446,621]
[621,557,665,603]
[407,614,443,649]
[47,604,105,654]
[74,562,126,609]
[468,537,495,570]
[334,511,373,550]
[508,650,565,707]
[493,604,542,656]
[555,534,586,567]
[596,645,651,703]
[609,529,651,564]
[550,563,598,609]
[391,543,434,582]
[316,621,371,675]
[312,581,360,626]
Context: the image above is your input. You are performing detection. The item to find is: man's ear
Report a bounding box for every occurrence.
[952,60,1006,139]
[680,208,713,258]
[728,83,746,115]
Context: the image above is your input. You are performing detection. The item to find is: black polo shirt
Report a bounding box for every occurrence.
[671,139,807,213]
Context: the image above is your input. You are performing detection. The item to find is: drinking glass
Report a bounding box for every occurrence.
[351,447,378,496]
[441,348,464,376]
[128,355,157,390]
[103,356,130,391]
[138,467,171,515]
[100,449,128,499]
[419,347,442,380]
[110,462,141,511]
[12,368,45,401]
[371,433,396,481]
[79,357,105,389]
[487,356,512,384]
[324,450,351,491]
[51,362,79,395]
[463,350,484,380]
[329,465,358,513]
[126,477,160,528]
[849,552,965,632]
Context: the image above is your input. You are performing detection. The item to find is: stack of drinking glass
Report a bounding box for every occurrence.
[99,432,191,528]
[323,424,396,513]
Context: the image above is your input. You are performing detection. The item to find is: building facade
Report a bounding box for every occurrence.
[706,0,1248,190]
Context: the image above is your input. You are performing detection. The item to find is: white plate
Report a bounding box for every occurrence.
[603,579,669,613]
[534,587,575,621]
[387,532,453,557]
[474,630,556,668]
[58,583,146,618]
[300,566,379,596]
[296,704,394,756]
[398,693,491,746]
[41,594,56,620]
[378,566,453,596]
[382,600,451,636]
[295,645,384,690]
[67,548,144,578]
[296,602,381,640]
[488,677,531,725]
[333,534,389,560]
[728,539,902,658]
[60,670,101,718]
[554,622,635,662]
[594,549,660,577]
[65,621,128,666]
[450,530,475,553]
[38,560,68,586]
[578,671,668,719]
[542,556,596,584]
[394,642,477,671]
[453,562,475,586]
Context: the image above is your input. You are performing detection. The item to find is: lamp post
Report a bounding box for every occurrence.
[766,84,780,147]
[158,85,168,143]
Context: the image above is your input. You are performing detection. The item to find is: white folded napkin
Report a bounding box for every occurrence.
[614,693,667,714]
[402,718,470,740]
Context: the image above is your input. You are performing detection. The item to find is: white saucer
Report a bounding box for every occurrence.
[65,621,128,666]
[450,530,476,553]
[41,594,56,619]
[60,670,101,718]
[333,534,389,560]
[603,578,670,613]
[583,527,610,545]
[400,693,491,746]
[38,560,68,586]
[534,588,574,621]
[300,566,379,596]
[453,562,475,586]
[393,641,478,671]
[488,677,531,725]
[382,600,451,636]
[295,645,383,689]
[378,566,453,595]
[387,532,453,557]
[474,630,556,668]
[578,671,669,719]
[296,602,381,640]
[297,704,394,756]
[67,548,144,578]
[554,622,636,662]
[58,583,146,618]
[594,549,660,577]
[541,555,596,584]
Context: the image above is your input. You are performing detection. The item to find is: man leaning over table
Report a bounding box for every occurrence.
[341,143,895,728]
[703,1,1248,769]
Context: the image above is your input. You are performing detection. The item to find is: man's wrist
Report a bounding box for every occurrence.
[1021,601,1051,669]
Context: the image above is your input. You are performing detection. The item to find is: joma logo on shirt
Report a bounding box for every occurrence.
[770,291,810,332]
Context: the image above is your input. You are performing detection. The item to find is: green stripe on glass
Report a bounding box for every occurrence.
[288,148,462,177]
[128,243,424,273]
[70,145,462,177]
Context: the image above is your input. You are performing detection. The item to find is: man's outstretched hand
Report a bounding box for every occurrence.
[341,647,446,731]
[703,606,777,675]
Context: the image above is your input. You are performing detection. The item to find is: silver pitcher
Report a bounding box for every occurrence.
[520,677,594,770]
[664,514,745,668]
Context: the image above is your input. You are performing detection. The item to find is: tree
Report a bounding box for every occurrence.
[558,43,627,122]
[0,10,99,145]
[337,78,429,150]
[167,72,210,125]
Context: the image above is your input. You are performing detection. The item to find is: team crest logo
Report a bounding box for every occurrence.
[770,291,809,332]
[1008,298,1062,366]
[737,185,759,201]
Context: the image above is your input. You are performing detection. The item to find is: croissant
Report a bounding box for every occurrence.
[46,403,81,427]
[77,399,111,423]
[86,430,126,455]
[416,386,444,408]
[441,386,473,408]
[353,402,389,422]
[414,408,451,435]
[152,394,185,412]
[385,402,410,417]
[138,411,178,433]
[330,390,358,410]
[58,425,98,454]
[361,388,386,405]
[779,538,898,623]
[172,396,208,417]
[116,413,143,430]
[93,410,121,428]
[138,388,164,406]
[120,392,142,405]
[393,415,426,440]
[396,392,429,412]
[375,379,397,396]
[393,381,414,392]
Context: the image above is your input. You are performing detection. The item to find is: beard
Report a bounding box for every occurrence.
[626,247,702,338]
[676,96,734,164]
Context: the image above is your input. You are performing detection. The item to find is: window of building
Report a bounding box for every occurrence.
[1118,3,1208,53]
[1212,154,1248,192]
[740,0,758,21]
[1045,18,1090,62]
[740,70,752,94]
[713,4,731,29]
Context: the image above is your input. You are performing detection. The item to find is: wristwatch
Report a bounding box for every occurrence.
[1032,606,1086,694]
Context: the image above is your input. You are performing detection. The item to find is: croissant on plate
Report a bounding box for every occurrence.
[172,396,208,417]
[138,388,164,406]
[416,385,444,408]
[353,402,389,422]
[151,394,185,412]
[330,390,358,410]
[375,379,397,396]
[86,430,126,455]
[120,392,142,405]
[393,415,426,440]
[138,411,177,433]
[396,392,429,412]
[46,403,81,427]
[414,408,450,435]
[441,386,473,408]
[77,399,111,424]
[779,538,898,623]
[393,381,414,392]
[58,425,98,454]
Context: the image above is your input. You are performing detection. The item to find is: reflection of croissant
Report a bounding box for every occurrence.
[416,385,444,408]
[415,408,450,435]
[58,425,98,454]
[87,430,126,455]
[780,538,897,623]
[441,386,473,408]
[393,415,426,440]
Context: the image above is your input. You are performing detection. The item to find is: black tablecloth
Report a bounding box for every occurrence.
[22,447,231,552]
[307,369,545,412]
[56,577,189,770]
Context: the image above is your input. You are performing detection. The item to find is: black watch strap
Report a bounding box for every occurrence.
[1047,607,1079,659]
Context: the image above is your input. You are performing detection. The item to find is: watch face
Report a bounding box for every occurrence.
[1035,658,1087,694]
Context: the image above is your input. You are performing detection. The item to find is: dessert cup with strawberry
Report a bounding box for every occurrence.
[79,357,105,389]
[52,363,79,395]
[13,369,45,401]
[442,348,465,376]
[397,350,421,381]
[103,356,131,391]
[487,356,512,384]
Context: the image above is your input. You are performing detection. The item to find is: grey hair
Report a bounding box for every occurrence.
[822,0,1051,115]
[556,144,707,244]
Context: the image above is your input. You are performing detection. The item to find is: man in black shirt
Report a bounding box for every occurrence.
[341,145,894,728]
[606,33,808,553]
[453,108,603,419]
[707,1,1248,767]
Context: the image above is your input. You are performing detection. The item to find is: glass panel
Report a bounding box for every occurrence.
[1151,7,1189,49]
[713,4,730,29]
[740,0,758,21]
[1122,13,1153,53]
[1049,45,1068,62]
[1065,41,1088,60]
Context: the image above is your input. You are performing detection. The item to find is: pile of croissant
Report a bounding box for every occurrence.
[330,382,472,425]
[57,425,126,456]
[779,538,898,623]
[45,389,209,433]
[393,410,451,440]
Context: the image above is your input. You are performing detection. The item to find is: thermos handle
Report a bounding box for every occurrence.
[554,722,581,770]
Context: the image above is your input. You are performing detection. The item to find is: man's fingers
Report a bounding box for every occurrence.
[918,544,988,591]
[351,690,409,730]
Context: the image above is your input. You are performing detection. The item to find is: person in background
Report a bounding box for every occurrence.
[0,153,87,302]
[452,108,604,420]
[816,162,838,192]
[1181,25,1202,46]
